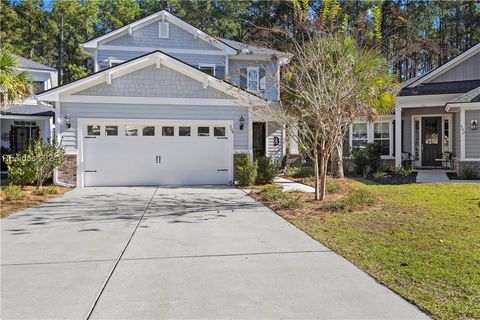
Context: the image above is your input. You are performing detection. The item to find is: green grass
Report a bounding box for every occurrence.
[289,182,480,320]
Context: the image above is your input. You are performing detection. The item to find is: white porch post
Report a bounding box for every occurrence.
[460,108,466,160]
[225,55,229,78]
[395,105,402,167]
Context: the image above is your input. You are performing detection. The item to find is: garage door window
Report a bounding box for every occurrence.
[143,126,155,136]
[162,126,174,136]
[179,126,191,136]
[214,127,225,137]
[105,126,118,136]
[87,125,100,136]
[198,127,210,136]
[125,126,138,136]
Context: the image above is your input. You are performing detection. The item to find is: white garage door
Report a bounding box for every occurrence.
[81,121,232,187]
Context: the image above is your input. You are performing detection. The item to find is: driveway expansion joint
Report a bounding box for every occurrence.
[84,187,158,320]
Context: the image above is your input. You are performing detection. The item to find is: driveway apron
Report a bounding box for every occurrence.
[1,186,428,319]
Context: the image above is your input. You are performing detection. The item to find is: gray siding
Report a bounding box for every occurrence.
[401,107,451,154]
[104,22,221,51]
[465,110,480,158]
[59,102,250,152]
[229,59,279,101]
[431,53,480,82]
[97,50,225,72]
[266,121,283,163]
[75,65,231,99]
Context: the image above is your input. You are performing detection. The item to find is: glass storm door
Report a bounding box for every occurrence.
[421,117,442,166]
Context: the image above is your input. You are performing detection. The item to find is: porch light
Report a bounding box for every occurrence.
[64,114,71,129]
[471,120,478,130]
[239,116,245,130]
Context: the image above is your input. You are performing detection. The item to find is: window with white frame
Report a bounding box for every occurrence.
[373,122,390,156]
[199,64,215,76]
[247,67,259,91]
[351,123,368,150]
[158,22,169,38]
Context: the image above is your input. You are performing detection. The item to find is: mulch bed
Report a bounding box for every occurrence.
[446,172,479,180]
[0,185,71,218]
[363,172,418,185]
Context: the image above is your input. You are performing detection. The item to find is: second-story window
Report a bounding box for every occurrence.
[247,67,259,91]
[199,64,215,76]
[33,81,45,94]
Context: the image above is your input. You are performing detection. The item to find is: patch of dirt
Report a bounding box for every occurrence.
[0,185,71,218]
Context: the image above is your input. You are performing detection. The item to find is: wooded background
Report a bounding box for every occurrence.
[1,0,479,84]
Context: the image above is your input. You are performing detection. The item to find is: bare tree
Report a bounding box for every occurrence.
[255,33,398,200]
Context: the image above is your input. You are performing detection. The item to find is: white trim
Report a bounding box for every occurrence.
[248,112,253,159]
[198,64,216,76]
[158,21,169,39]
[59,95,243,106]
[408,43,480,87]
[0,115,51,120]
[265,121,269,156]
[460,158,480,161]
[460,109,466,160]
[225,56,229,76]
[446,102,480,112]
[37,51,265,105]
[97,45,226,56]
[82,10,237,55]
[76,118,234,188]
[395,105,402,167]
[107,59,125,67]
[411,114,453,166]
[396,94,461,108]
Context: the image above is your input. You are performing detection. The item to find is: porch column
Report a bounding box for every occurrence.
[395,105,402,167]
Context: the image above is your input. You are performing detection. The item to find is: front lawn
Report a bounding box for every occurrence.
[253,180,480,320]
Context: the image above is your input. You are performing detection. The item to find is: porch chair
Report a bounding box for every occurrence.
[435,151,454,169]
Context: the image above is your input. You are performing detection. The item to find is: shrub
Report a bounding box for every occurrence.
[4,139,66,188]
[4,151,36,185]
[286,166,314,178]
[326,178,341,194]
[32,188,47,196]
[460,167,479,180]
[45,185,59,194]
[352,143,382,175]
[280,191,305,209]
[235,153,257,186]
[399,166,413,177]
[373,170,384,179]
[3,185,25,201]
[323,189,375,213]
[256,156,280,185]
[256,185,285,202]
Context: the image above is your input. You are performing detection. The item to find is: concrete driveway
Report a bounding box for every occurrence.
[1,187,428,319]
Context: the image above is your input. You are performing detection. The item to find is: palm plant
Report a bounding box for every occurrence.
[0,48,32,111]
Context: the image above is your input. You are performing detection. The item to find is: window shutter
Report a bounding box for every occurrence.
[239,68,247,89]
[259,67,267,90]
[158,22,169,39]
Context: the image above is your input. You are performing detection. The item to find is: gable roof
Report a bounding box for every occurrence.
[82,10,237,55]
[36,50,265,104]
[406,42,480,88]
[446,85,480,104]
[14,55,56,72]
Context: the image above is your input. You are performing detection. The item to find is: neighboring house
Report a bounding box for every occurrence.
[36,10,291,187]
[344,43,480,175]
[0,56,57,155]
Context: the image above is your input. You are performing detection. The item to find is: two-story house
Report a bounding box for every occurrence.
[37,10,291,187]
[1,55,57,155]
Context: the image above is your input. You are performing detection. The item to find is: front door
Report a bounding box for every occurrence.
[252,122,266,159]
[422,117,442,166]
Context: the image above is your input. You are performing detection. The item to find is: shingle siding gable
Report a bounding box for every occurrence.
[74,65,232,99]
[103,22,222,51]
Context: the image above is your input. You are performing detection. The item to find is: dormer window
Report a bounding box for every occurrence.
[158,22,169,39]
[247,67,259,91]
[199,64,216,76]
